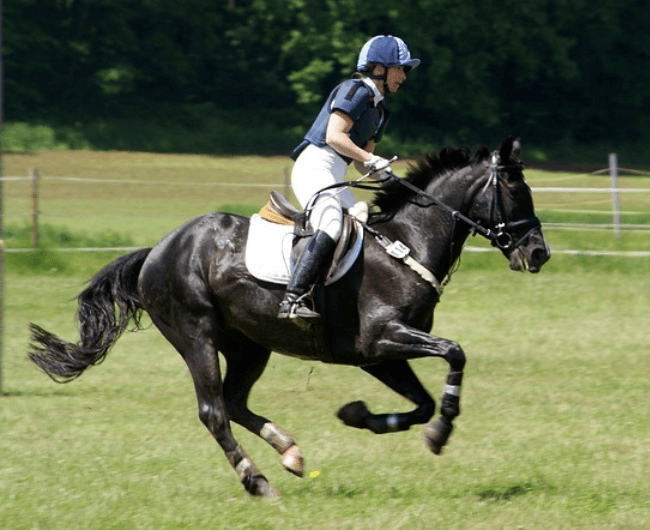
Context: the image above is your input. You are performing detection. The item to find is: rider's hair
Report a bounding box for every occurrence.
[352,64,381,79]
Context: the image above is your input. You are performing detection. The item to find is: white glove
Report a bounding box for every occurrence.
[349,201,369,223]
[363,154,392,172]
[363,155,394,180]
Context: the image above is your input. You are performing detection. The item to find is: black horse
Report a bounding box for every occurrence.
[29,137,550,497]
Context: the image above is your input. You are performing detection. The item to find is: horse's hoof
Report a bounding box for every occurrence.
[282,444,304,477]
[260,484,282,499]
[337,400,371,429]
[424,418,453,455]
[251,478,282,498]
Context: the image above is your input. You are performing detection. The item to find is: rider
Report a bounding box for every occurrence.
[278,35,420,320]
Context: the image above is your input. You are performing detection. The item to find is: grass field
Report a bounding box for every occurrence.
[1,150,649,529]
[3,149,650,253]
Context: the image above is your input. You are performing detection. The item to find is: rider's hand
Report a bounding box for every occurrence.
[349,201,369,223]
[364,154,391,171]
[363,155,394,180]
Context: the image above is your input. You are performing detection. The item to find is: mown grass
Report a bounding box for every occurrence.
[3,150,650,257]
[1,151,650,528]
[2,268,648,529]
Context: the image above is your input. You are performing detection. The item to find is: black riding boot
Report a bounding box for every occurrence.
[278,230,336,320]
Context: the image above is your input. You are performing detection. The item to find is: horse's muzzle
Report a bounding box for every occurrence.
[508,228,551,273]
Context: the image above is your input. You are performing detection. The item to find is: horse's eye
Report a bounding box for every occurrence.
[506,184,523,199]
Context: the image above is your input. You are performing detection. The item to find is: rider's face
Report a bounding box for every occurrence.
[386,66,407,93]
[373,65,407,95]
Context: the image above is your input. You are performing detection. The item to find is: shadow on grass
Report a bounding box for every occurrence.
[476,483,532,502]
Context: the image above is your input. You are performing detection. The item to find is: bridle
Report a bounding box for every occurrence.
[385,151,542,252]
[475,151,542,251]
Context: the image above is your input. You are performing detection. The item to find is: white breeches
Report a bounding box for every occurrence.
[291,144,358,241]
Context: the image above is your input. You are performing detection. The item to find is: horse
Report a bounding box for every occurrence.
[28,137,550,498]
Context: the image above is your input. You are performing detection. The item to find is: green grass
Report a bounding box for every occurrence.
[5,110,650,165]
[0,105,306,155]
[2,269,648,529]
[3,151,649,255]
[3,151,295,247]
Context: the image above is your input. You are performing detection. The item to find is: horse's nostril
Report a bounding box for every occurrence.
[529,247,550,270]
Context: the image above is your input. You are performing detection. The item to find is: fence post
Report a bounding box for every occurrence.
[608,154,622,240]
[31,169,40,248]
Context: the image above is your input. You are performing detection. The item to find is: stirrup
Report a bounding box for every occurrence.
[278,294,320,320]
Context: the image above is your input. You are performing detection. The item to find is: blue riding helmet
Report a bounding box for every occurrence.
[357,35,420,72]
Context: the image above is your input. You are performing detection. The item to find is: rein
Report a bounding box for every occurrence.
[301,151,542,295]
[365,154,541,294]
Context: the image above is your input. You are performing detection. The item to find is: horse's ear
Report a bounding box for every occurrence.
[499,136,522,161]
[499,137,514,160]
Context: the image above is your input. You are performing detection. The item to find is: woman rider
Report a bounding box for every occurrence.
[278,35,420,320]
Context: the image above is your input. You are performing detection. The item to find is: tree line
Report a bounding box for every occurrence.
[4,0,650,148]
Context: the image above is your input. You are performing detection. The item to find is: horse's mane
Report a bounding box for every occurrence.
[370,144,491,221]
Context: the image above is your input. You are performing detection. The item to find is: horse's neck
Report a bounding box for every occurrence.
[383,171,479,280]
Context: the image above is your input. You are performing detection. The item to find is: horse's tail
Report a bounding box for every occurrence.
[28,247,153,383]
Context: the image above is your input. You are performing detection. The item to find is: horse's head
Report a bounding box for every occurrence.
[370,137,551,274]
[469,137,551,273]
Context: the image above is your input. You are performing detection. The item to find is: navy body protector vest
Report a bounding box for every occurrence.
[291,79,391,163]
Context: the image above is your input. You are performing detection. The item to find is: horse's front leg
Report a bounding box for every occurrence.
[371,320,466,455]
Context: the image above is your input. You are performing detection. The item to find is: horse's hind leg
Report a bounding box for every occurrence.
[337,360,436,434]
[148,314,280,497]
[221,335,304,477]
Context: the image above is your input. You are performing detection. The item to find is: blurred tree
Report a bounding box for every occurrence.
[3,0,649,146]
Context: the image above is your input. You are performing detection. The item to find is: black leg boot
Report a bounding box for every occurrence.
[278,230,336,320]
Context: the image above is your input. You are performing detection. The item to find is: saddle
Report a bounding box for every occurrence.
[245,191,363,286]
[259,191,298,226]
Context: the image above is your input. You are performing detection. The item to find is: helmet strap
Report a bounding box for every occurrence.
[366,64,389,95]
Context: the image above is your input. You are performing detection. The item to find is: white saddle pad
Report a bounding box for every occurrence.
[245,214,363,286]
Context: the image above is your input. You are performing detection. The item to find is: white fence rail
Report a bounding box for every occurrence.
[2,154,649,247]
